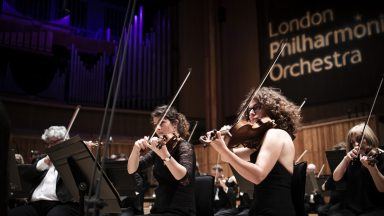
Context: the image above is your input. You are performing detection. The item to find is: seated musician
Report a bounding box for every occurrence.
[210,164,237,215]
[9,126,79,216]
[304,163,325,214]
[206,87,300,216]
[127,105,196,216]
[331,123,384,216]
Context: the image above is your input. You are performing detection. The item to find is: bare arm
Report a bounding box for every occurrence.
[211,129,286,185]
[127,138,148,174]
[127,146,141,174]
[232,147,255,161]
[333,156,351,181]
[367,165,384,192]
[333,147,358,181]
[361,156,384,192]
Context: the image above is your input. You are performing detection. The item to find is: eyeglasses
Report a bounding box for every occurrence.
[244,104,262,120]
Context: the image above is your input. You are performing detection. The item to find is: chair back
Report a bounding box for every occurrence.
[291,161,307,216]
[195,175,214,216]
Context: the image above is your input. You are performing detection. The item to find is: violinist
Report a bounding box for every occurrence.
[304,163,325,214]
[206,87,300,216]
[331,123,384,216]
[127,105,196,216]
[210,164,237,215]
[9,126,79,216]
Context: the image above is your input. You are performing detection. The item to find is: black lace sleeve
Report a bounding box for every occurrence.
[176,141,195,186]
[138,150,156,171]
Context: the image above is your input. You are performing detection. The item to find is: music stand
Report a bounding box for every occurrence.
[229,165,253,197]
[8,149,22,193]
[8,149,34,202]
[325,150,346,173]
[103,160,137,197]
[46,136,121,214]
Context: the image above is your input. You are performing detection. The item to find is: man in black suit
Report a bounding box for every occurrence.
[9,126,79,216]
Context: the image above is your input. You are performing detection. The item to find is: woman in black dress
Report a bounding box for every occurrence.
[127,105,196,216]
[207,87,300,216]
[331,123,384,216]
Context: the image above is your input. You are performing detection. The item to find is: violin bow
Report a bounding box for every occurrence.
[236,41,287,124]
[199,41,287,145]
[356,73,384,154]
[150,68,192,148]
[64,105,81,140]
[187,121,198,143]
[317,164,325,178]
[299,98,307,111]
[214,153,221,184]
[295,149,308,164]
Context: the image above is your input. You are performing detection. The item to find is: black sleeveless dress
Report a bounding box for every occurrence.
[249,150,295,216]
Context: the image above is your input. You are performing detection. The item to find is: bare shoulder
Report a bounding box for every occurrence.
[263,128,293,150]
[265,128,292,141]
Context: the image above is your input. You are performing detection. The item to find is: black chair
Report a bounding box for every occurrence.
[195,175,214,216]
[291,161,307,216]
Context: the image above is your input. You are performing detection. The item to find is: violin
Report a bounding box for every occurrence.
[227,117,276,148]
[200,117,276,149]
[199,41,287,149]
[156,133,182,150]
[364,147,383,166]
[354,73,383,164]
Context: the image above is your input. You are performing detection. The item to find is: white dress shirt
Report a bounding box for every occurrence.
[31,157,59,201]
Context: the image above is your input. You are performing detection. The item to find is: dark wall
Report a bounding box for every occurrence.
[2,98,152,140]
[177,0,384,123]
[177,0,206,119]
[2,0,384,142]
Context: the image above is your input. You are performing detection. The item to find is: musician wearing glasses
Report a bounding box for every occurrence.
[331,123,384,216]
[127,105,196,216]
[206,87,301,216]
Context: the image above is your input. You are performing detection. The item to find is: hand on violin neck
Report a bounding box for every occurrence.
[209,131,232,162]
[210,131,225,146]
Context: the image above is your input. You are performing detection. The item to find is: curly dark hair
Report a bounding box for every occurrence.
[151,105,190,139]
[238,87,301,136]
